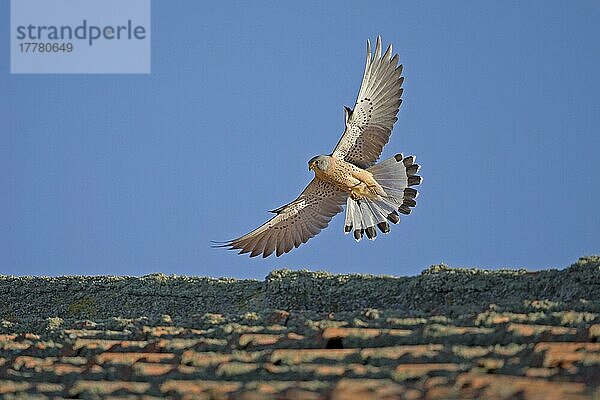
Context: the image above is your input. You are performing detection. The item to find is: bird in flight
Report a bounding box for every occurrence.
[217,36,421,258]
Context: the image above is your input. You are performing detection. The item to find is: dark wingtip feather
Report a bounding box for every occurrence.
[344,225,353,233]
[353,229,364,241]
[406,164,419,175]
[377,221,390,233]
[404,187,418,199]
[408,175,422,186]
[366,226,377,240]
[398,204,411,215]
[210,240,233,249]
[402,156,414,167]
[403,198,417,207]
[387,211,400,224]
[394,153,403,162]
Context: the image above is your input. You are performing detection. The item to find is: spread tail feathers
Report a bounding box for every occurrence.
[344,153,421,241]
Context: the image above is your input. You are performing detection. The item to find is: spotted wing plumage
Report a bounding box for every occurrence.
[219,179,347,258]
[332,36,404,169]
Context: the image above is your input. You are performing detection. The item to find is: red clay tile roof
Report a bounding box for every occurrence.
[0,256,599,399]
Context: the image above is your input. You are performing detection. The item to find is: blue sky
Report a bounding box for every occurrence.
[2,1,599,278]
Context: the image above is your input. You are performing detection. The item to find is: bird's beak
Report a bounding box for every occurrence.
[308,162,314,171]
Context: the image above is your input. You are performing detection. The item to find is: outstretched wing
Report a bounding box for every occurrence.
[218,179,347,258]
[332,36,404,169]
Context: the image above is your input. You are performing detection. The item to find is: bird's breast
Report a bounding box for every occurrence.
[314,159,362,193]
[319,158,385,200]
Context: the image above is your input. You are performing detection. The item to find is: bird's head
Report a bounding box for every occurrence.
[308,155,330,172]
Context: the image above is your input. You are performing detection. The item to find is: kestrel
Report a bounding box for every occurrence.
[217,36,421,258]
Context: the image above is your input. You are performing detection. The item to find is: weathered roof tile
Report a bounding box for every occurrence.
[1,260,599,398]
